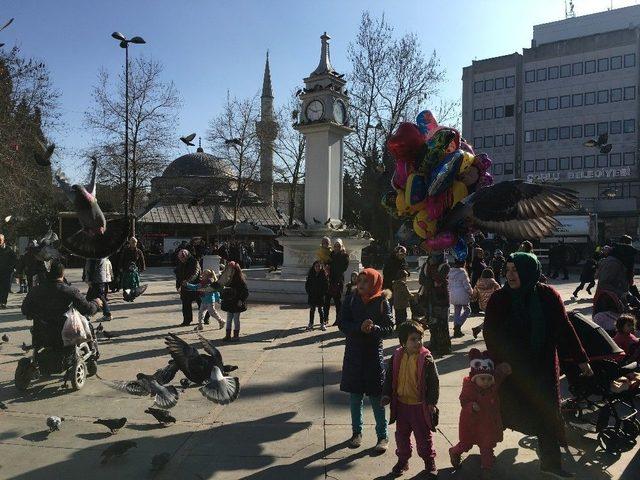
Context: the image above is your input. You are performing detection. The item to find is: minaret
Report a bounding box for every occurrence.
[256,51,277,206]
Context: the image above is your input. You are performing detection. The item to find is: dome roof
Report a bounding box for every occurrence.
[162,149,233,178]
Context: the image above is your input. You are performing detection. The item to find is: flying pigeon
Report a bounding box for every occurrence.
[440,180,579,240]
[224,138,242,147]
[151,452,172,472]
[33,230,61,262]
[98,372,179,409]
[33,138,55,166]
[93,417,127,434]
[164,333,240,404]
[145,407,176,426]
[583,132,612,154]
[55,159,127,259]
[313,217,321,225]
[1,334,8,342]
[180,133,196,146]
[0,17,14,32]
[123,284,148,302]
[100,440,137,464]
[46,416,64,432]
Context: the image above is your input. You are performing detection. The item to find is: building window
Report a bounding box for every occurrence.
[624,119,636,133]
[584,91,596,105]
[559,157,570,170]
[505,133,514,145]
[547,157,558,171]
[484,136,494,148]
[494,163,503,175]
[624,86,636,100]
[525,160,534,173]
[611,55,623,70]
[525,70,535,83]
[505,75,515,88]
[598,58,609,72]
[610,153,622,166]
[585,60,596,74]
[560,95,571,109]
[547,127,558,140]
[473,137,482,148]
[504,163,514,175]
[559,126,570,139]
[484,79,494,91]
[597,122,608,135]
[505,104,515,117]
[536,98,546,111]
[560,64,571,77]
[611,88,623,102]
[548,96,559,109]
[572,62,583,75]
[495,77,505,90]
[623,152,635,166]
[536,128,546,141]
[473,109,482,121]
[571,156,582,169]
[584,124,595,137]
[525,130,535,143]
[536,68,547,81]
[572,93,583,107]
[597,90,609,103]
[624,53,636,68]
[610,120,622,134]
[584,155,595,168]
[548,65,559,79]
[597,154,608,167]
[474,81,483,93]
[525,100,535,113]
[494,134,504,147]
[536,158,546,171]
[484,107,494,120]
[495,105,505,118]
[571,125,583,138]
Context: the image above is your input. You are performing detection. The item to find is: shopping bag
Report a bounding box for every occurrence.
[61,306,93,346]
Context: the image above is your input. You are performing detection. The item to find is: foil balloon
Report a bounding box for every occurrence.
[428,151,464,196]
[416,110,438,136]
[381,190,399,218]
[405,173,429,208]
[423,232,457,252]
[387,123,424,166]
[418,129,458,176]
[451,181,468,205]
[453,237,468,261]
[413,210,437,239]
[395,189,411,216]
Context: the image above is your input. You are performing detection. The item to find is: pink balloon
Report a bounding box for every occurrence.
[424,232,457,251]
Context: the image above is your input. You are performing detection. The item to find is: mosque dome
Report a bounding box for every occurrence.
[162,148,233,178]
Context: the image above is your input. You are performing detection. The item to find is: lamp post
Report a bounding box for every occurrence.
[111,31,145,236]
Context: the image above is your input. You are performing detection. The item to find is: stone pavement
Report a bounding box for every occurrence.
[0,267,638,480]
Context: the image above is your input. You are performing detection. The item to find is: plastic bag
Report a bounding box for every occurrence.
[61,306,92,346]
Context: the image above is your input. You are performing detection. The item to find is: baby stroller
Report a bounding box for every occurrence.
[560,312,639,454]
[14,317,99,392]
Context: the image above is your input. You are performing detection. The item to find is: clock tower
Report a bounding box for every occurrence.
[295,32,353,225]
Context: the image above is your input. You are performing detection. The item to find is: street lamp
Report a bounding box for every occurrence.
[111,31,145,236]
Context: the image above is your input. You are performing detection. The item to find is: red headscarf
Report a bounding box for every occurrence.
[358,268,384,304]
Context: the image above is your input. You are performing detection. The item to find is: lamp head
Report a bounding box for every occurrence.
[111,31,127,42]
[130,36,146,44]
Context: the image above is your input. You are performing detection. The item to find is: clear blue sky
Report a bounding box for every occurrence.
[3,0,637,181]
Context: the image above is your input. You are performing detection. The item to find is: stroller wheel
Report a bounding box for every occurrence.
[70,357,87,391]
[14,358,34,392]
[621,418,640,439]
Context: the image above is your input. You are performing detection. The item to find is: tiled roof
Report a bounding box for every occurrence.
[138,203,290,227]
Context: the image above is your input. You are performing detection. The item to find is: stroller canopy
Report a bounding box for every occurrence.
[568,311,623,359]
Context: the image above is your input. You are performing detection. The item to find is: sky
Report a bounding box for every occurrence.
[3,0,639,181]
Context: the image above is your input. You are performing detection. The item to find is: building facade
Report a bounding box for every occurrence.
[462,5,640,241]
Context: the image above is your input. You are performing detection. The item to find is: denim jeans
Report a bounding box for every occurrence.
[350,393,388,440]
[453,304,470,327]
[226,311,241,330]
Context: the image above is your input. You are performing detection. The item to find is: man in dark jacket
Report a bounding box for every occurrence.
[0,234,17,308]
[383,246,409,292]
[120,237,146,273]
[327,239,350,325]
[22,261,101,349]
[174,249,204,327]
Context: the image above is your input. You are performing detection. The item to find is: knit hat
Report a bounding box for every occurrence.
[468,348,495,380]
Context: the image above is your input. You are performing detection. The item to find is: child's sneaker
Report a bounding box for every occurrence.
[348,433,362,448]
[391,460,409,476]
[217,319,226,329]
[320,323,327,331]
[306,324,313,331]
[374,437,388,453]
[193,324,204,332]
[449,447,461,469]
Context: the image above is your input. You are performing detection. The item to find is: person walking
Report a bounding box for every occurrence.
[572,253,598,298]
[174,249,202,327]
[383,246,409,293]
[83,257,113,321]
[448,259,473,338]
[305,261,329,331]
[327,239,349,324]
[420,253,451,356]
[0,234,16,309]
[220,261,249,341]
[483,252,592,479]
[338,268,394,452]
[392,270,412,326]
[470,268,502,339]
[491,250,505,285]
[548,244,569,280]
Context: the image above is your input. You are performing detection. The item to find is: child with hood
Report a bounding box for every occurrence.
[305,261,329,331]
[220,261,249,341]
[338,268,394,453]
[316,236,332,263]
[470,269,501,339]
[448,259,473,338]
[184,269,225,331]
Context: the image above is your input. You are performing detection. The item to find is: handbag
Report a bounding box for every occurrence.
[61,306,92,346]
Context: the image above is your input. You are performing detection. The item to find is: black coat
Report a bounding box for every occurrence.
[382,255,408,290]
[306,270,329,306]
[580,258,597,282]
[220,280,249,313]
[0,245,17,276]
[338,293,394,395]
[329,250,350,285]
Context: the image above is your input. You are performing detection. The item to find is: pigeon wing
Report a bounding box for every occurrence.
[199,367,240,405]
[197,333,224,370]
[54,169,76,202]
[164,333,201,377]
[151,384,180,409]
[100,378,150,396]
[61,217,128,259]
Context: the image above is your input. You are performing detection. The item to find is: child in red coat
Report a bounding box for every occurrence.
[449,348,511,479]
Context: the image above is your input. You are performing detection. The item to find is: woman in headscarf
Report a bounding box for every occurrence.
[338,268,394,453]
[483,252,592,479]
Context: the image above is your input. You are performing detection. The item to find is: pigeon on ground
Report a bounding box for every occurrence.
[180,133,196,146]
[20,342,32,353]
[46,416,64,432]
[145,407,176,426]
[100,440,137,464]
[93,417,127,434]
[1,334,8,342]
[100,328,117,340]
[55,159,127,259]
[123,285,148,302]
[0,401,7,410]
[151,452,171,472]
[33,138,55,166]
[164,333,240,404]
[98,373,179,409]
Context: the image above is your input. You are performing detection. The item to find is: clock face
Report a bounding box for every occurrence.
[333,100,346,124]
[306,100,324,121]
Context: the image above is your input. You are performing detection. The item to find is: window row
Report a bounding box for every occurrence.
[473,75,516,93]
[473,104,515,121]
[524,119,636,143]
[491,162,514,176]
[597,182,640,199]
[524,86,636,113]
[523,152,636,173]
[473,133,515,149]
[524,53,636,84]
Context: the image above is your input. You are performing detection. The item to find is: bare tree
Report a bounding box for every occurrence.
[84,56,181,212]
[273,92,305,226]
[207,93,261,226]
